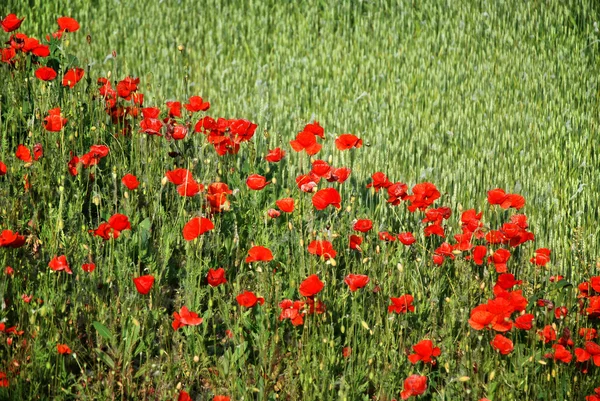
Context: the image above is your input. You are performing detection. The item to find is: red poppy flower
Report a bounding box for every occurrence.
[79,144,109,167]
[588,296,600,317]
[35,67,57,81]
[81,263,95,273]
[311,160,331,178]
[245,246,273,263]
[108,213,131,232]
[0,371,8,387]
[307,240,337,260]
[299,274,324,297]
[236,291,265,308]
[246,174,270,190]
[268,208,280,218]
[367,172,392,191]
[57,344,72,355]
[353,219,372,233]
[296,174,318,192]
[530,248,551,266]
[44,107,68,132]
[386,182,408,205]
[290,131,321,155]
[276,198,295,213]
[62,68,84,88]
[379,232,396,242]
[121,174,139,190]
[165,101,182,118]
[344,274,369,291]
[33,143,43,161]
[1,14,24,32]
[117,76,139,99]
[472,245,487,265]
[422,207,452,225]
[328,167,351,183]
[303,121,325,138]
[312,188,341,210]
[554,306,568,319]
[279,299,305,326]
[48,255,72,274]
[488,248,511,273]
[388,295,415,314]
[335,134,363,150]
[213,396,231,401]
[265,148,286,162]
[514,313,534,330]
[424,223,445,238]
[400,374,427,400]
[172,306,203,331]
[133,275,155,295]
[349,234,363,251]
[545,344,572,364]
[207,267,227,287]
[183,217,214,241]
[178,391,192,401]
[408,339,441,364]
[342,347,352,358]
[538,325,557,343]
[490,334,513,355]
[397,232,416,246]
[57,17,79,33]
[580,328,598,341]
[406,182,440,212]
[574,342,600,366]
[15,145,32,163]
[184,96,210,112]
[0,230,25,248]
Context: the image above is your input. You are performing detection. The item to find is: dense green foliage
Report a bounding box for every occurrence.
[1,1,599,400]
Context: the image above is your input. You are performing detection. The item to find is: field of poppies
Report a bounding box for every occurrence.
[1,1,600,400]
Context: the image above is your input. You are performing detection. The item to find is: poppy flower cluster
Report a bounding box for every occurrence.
[91,214,131,240]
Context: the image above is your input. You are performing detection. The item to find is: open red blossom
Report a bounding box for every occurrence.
[172,306,203,331]
[406,182,440,212]
[2,14,24,32]
[166,101,182,118]
[184,96,210,112]
[307,240,337,260]
[265,148,286,162]
[490,334,514,355]
[15,145,32,163]
[353,219,373,233]
[35,67,57,81]
[398,232,416,246]
[296,174,318,192]
[109,213,131,232]
[344,274,369,291]
[588,296,600,317]
[349,234,363,251]
[236,291,265,308]
[290,131,321,155]
[311,160,331,178]
[514,313,534,330]
[276,197,295,213]
[312,188,341,210]
[591,276,600,292]
[213,396,231,401]
[386,182,408,205]
[268,209,280,218]
[183,217,214,241]
[530,248,551,266]
[171,125,188,140]
[299,274,324,297]
[165,168,193,185]
[424,223,445,238]
[472,245,487,265]
[79,144,110,167]
[0,371,8,387]
[367,172,392,191]
[117,76,140,99]
[488,248,511,273]
[545,344,572,364]
[487,188,526,210]
[48,255,72,274]
[303,121,325,138]
[400,374,427,400]
[279,299,305,326]
[245,246,273,263]
[0,230,26,248]
[246,174,270,190]
[33,143,43,160]
[408,340,441,364]
[379,232,396,242]
[574,342,600,366]
[207,267,227,287]
[81,263,95,273]
[580,328,598,341]
[335,134,362,150]
[62,68,84,88]
[538,325,557,343]
[328,167,351,183]
[177,391,192,401]
[133,275,154,295]
[57,17,79,33]
[121,174,139,190]
[44,107,68,131]
[423,206,452,224]
[57,344,72,355]
[389,295,415,314]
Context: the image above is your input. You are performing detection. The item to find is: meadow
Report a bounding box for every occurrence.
[1,1,600,400]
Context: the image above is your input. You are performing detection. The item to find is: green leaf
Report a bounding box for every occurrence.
[92,321,114,343]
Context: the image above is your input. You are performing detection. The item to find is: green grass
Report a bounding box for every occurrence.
[1,1,600,400]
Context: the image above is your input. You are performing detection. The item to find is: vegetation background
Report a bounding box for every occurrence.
[1,0,599,400]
